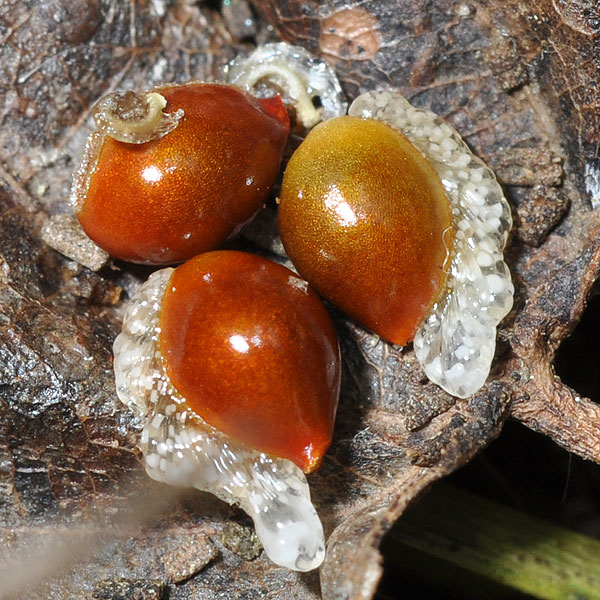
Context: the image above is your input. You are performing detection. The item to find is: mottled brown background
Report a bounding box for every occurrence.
[0,1,599,599]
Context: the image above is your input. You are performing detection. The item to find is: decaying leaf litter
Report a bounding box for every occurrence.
[1,0,599,598]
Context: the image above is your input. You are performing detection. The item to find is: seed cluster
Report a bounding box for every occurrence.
[68,44,515,574]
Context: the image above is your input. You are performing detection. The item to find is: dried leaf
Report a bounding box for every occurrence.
[1,1,599,599]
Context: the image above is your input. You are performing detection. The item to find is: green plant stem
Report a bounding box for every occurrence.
[388,483,600,599]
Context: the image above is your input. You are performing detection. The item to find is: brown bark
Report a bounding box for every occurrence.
[1,0,599,598]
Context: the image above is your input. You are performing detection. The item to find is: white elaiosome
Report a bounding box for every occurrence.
[349,90,514,398]
[222,42,347,128]
[113,270,325,571]
[93,91,184,144]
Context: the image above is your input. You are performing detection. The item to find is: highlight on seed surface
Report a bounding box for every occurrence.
[279,90,514,398]
[71,83,289,265]
[113,250,341,571]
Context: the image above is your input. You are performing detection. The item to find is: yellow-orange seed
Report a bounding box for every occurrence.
[278,116,454,345]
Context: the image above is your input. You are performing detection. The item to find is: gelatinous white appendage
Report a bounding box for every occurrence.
[93,91,184,144]
[349,90,514,398]
[113,270,325,571]
[70,130,103,212]
[222,42,347,128]
[113,268,173,415]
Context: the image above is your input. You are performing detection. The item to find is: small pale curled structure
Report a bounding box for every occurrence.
[222,42,347,128]
[113,270,326,572]
[92,90,183,144]
[349,90,514,398]
[71,83,289,264]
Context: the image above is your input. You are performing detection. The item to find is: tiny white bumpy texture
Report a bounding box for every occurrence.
[113,270,326,571]
[222,42,347,128]
[349,90,514,398]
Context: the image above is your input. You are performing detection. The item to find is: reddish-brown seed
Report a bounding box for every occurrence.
[278,116,454,346]
[159,251,341,473]
[75,84,289,264]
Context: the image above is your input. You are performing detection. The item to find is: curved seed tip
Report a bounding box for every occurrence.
[93,90,183,144]
[257,95,291,132]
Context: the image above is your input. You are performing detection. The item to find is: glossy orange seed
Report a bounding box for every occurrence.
[76,84,289,264]
[278,116,454,346]
[159,250,341,473]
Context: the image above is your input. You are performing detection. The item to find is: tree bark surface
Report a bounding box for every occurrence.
[0,1,599,598]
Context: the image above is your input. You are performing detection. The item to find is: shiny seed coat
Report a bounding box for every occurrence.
[159,251,341,473]
[77,84,289,264]
[279,116,454,345]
